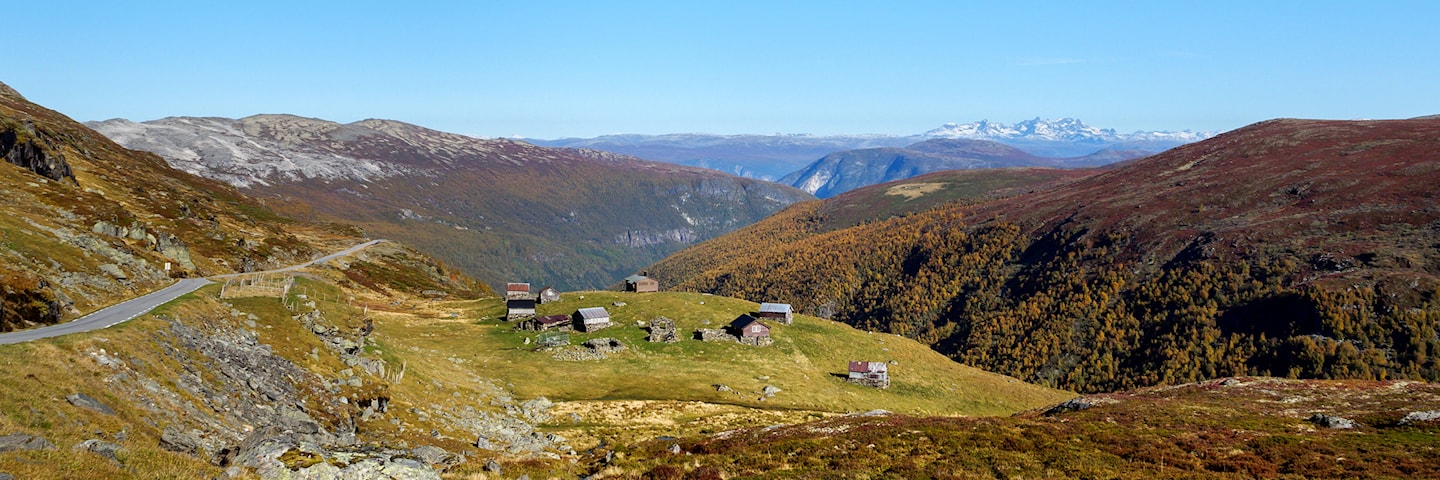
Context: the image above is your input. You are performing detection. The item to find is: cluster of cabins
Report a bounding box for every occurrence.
[499,279,889,388]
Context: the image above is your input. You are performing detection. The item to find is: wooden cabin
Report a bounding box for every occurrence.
[506,282,531,299]
[847,361,890,388]
[757,303,794,325]
[573,307,612,332]
[506,298,536,320]
[729,314,772,346]
[537,286,561,304]
[623,274,659,293]
[521,314,572,332]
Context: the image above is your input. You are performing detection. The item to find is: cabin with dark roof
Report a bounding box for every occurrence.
[537,286,561,304]
[847,361,890,388]
[574,307,612,332]
[757,303,793,325]
[728,314,773,346]
[506,282,532,299]
[520,314,572,332]
[506,298,536,320]
[624,274,659,293]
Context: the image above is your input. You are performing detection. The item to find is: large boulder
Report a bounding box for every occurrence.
[0,433,55,452]
[66,392,116,415]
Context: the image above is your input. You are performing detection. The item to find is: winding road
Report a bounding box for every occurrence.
[0,239,384,345]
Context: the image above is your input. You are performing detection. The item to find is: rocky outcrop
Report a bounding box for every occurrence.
[0,125,75,183]
[0,433,55,452]
[66,393,116,415]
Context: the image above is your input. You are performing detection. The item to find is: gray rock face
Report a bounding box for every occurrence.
[73,439,123,463]
[0,433,56,452]
[160,425,202,455]
[66,392,117,415]
[231,434,441,480]
[1400,411,1440,425]
[1308,414,1357,429]
[0,127,76,183]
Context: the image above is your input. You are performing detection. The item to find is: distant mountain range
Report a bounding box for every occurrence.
[91,116,811,290]
[527,118,1213,180]
[779,138,1152,198]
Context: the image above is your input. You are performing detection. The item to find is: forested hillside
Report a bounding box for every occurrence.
[650,119,1440,393]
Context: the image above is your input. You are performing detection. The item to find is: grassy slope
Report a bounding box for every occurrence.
[380,290,1069,417]
[605,378,1440,479]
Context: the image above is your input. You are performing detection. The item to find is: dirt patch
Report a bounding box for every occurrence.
[884,182,946,200]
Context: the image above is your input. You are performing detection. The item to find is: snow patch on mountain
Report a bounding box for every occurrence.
[922,118,1213,143]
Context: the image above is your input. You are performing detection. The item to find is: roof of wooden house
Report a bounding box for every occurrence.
[536,314,570,326]
[506,283,531,292]
[624,274,651,283]
[539,286,560,295]
[759,303,792,314]
[849,361,888,373]
[730,315,769,334]
[577,307,610,320]
[507,298,536,309]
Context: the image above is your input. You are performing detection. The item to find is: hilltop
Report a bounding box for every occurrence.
[90,116,813,291]
[650,117,1440,393]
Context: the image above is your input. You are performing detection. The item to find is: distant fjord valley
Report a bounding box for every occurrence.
[2,77,1438,480]
[528,117,1213,196]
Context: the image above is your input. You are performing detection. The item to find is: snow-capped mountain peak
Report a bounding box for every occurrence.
[923,118,1210,143]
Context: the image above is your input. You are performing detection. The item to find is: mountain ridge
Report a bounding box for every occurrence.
[650,117,1440,392]
[526,118,1212,180]
[91,115,813,290]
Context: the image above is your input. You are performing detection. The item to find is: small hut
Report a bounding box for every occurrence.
[537,286,562,304]
[847,361,890,388]
[624,274,659,293]
[574,307,612,332]
[506,283,532,299]
[729,314,772,347]
[757,303,793,325]
[506,298,536,320]
[521,314,572,332]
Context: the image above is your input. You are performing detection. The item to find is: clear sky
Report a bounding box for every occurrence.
[4,1,1437,138]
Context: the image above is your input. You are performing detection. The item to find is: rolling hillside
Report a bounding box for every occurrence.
[650,118,1440,393]
[0,82,491,331]
[90,116,813,291]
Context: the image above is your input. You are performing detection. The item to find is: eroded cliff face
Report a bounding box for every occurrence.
[1,122,76,183]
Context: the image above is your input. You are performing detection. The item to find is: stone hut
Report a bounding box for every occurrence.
[537,286,562,304]
[647,317,679,343]
[757,303,793,325]
[847,361,890,388]
[574,307,612,332]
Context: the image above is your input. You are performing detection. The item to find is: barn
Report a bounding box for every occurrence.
[624,274,659,293]
[757,303,793,324]
[574,307,612,332]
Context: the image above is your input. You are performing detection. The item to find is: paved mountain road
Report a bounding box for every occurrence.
[0,239,383,345]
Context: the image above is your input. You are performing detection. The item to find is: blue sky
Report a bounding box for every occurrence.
[5,1,1437,138]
